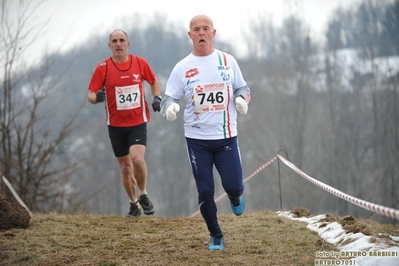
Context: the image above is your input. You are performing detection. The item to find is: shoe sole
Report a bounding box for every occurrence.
[139,202,155,215]
[142,209,155,215]
[209,246,224,251]
[232,197,245,216]
[126,213,141,218]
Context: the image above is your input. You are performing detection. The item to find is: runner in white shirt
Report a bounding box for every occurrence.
[161,14,251,251]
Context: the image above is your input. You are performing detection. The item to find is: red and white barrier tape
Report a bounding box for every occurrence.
[190,154,399,221]
[277,154,399,221]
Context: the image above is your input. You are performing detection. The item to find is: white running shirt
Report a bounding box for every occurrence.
[165,49,247,140]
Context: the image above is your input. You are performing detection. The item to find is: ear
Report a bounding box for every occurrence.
[188,31,195,41]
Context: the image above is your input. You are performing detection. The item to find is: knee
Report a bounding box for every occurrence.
[131,157,145,168]
[198,188,214,202]
[120,164,133,175]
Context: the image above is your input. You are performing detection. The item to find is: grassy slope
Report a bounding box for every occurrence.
[0,209,397,266]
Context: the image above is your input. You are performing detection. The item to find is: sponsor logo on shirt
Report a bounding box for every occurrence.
[185,68,199,78]
[218,66,230,71]
[187,79,199,86]
[132,74,141,83]
[221,71,230,82]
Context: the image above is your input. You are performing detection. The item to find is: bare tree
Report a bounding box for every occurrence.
[0,0,87,212]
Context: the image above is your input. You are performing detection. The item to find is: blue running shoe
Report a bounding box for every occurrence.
[230,196,245,216]
[208,234,224,251]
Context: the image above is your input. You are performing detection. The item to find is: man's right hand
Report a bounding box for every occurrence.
[95,88,106,103]
[166,103,180,121]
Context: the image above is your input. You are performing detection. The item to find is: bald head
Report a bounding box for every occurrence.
[188,14,216,56]
[189,15,214,31]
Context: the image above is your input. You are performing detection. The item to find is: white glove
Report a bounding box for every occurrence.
[166,103,180,121]
[235,96,248,115]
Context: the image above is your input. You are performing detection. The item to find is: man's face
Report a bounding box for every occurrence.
[108,31,130,57]
[188,16,216,55]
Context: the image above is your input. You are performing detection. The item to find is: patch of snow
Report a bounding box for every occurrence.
[277,211,399,266]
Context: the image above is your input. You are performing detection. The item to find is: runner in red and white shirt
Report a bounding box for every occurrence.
[88,29,161,217]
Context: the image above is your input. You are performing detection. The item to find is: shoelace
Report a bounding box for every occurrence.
[230,197,240,206]
[140,196,150,206]
[213,238,221,245]
[212,235,223,245]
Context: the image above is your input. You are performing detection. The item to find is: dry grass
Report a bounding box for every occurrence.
[1,209,398,266]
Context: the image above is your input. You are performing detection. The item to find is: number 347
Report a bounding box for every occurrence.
[119,93,138,103]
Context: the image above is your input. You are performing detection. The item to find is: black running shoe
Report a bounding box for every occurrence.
[127,202,141,217]
[138,194,155,215]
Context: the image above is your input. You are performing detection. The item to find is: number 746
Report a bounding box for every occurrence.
[197,91,224,104]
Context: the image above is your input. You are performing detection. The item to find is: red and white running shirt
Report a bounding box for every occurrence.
[88,55,157,127]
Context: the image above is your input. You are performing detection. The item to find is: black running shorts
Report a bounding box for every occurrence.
[108,123,147,157]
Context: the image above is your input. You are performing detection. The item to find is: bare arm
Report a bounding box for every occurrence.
[150,78,162,97]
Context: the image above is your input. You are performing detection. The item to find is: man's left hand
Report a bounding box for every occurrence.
[235,96,248,115]
[152,96,162,112]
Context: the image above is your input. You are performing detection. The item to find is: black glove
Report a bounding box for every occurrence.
[152,95,162,112]
[95,88,106,103]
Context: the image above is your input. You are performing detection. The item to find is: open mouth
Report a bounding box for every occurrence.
[199,39,206,43]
